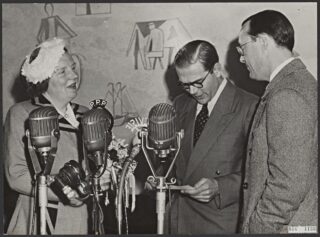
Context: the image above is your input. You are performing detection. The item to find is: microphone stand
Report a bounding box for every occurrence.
[140,128,183,234]
[26,129,59,235]
[92,171,104,235]
[84,141,108,235]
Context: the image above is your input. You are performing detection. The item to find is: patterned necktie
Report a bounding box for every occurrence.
[194,104,209,146]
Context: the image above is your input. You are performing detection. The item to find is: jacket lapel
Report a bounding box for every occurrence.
[243,58,306,225]
[184,82,237,181]
[246,58,305,165]
[175,97,197,179]
[246,59,304,146]
[32,94,82,131]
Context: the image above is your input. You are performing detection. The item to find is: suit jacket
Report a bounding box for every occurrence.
[5,95,89,234]
[241,58,318,233]
[166,81,258,234]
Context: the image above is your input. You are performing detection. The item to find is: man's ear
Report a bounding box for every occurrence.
[213,62,222,77]
[258,33,272,50]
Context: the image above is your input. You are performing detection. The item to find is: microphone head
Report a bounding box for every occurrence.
[148,103,177,151]
[28,106,59,152]
[81,103,114,153]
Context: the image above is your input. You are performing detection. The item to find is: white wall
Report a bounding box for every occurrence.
[2,2,317,141]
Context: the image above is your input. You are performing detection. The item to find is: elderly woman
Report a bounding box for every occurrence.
[4,37,90,234]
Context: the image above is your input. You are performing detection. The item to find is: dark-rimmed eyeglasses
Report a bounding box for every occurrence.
[178,70,211,90]
[236,37,257,56]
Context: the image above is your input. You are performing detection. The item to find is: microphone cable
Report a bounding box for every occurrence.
[96,134,110,179]
[30,178,38,235]
[117,144,141,234]
[91,183,105,234]
[124,189,129,234]
[117,154,133,234]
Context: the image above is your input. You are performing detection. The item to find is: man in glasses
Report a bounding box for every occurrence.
[238,10,317,234]
[165,40,258,234]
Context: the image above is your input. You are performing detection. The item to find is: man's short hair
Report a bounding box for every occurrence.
[242,10,294,51]
[174,40,219,72]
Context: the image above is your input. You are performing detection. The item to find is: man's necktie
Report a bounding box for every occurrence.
[194,104,209,146]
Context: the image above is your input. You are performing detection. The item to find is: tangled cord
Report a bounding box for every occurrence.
[91,186,105,234]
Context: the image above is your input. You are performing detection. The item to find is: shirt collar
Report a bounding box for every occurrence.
[270,57,296,82]
[197,78,227,116]
[42,93,80,128]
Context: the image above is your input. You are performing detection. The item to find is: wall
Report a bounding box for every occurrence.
[2,2,317,142]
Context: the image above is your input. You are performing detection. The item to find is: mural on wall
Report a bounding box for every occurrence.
[105,82,139,127]
[126,18,192,70]
[36,3,84,94]
[75,3,111,16]
[37,3,77,43]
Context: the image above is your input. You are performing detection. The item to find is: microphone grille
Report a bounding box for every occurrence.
[81,107,114,152]
[29,106,59,138]
[148,103,176,149]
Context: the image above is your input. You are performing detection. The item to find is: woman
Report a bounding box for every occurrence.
[4,37,89,234]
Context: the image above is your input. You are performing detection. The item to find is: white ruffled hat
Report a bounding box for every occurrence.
[21,37,66,84]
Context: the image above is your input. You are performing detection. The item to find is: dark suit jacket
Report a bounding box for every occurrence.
[241,58,318,233]
[166,81,258,234]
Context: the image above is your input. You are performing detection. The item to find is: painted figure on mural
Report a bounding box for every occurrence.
[144,22,165,70]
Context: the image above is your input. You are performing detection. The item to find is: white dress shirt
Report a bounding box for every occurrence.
[270,57,296,82]
[196,78,227,116]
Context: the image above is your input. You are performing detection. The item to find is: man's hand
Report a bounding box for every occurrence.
[63,186,83,206]
[181,178,219,203]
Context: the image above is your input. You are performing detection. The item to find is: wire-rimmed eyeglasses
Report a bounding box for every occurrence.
[236,37,256,56]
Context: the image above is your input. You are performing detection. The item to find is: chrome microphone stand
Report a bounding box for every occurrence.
[26,129,59,235]
[140,128,183,234]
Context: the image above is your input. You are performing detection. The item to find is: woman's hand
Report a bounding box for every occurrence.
[63,185,83,206]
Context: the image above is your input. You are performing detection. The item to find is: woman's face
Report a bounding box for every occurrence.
[46,53,79,103]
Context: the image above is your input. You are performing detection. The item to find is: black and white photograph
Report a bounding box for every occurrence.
[2,1,318,235]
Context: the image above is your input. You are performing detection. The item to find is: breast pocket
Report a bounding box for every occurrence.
[212,161,241,178]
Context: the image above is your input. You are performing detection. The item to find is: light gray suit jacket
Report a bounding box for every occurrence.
[166,81,258,234]
[5,96,89,234]
[241,58,318,233]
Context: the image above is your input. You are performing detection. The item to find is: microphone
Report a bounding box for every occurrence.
[81,99,113,235]
[81,99,114,167]
[139,103,183,234]
[147,103,177,158]
[28,106,60,154]
[27,106,60,234]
